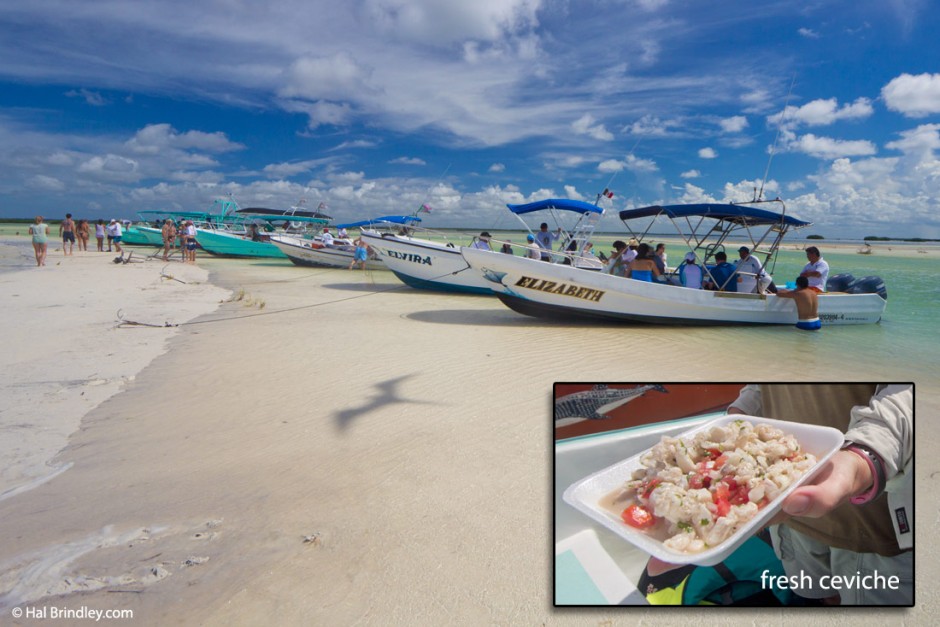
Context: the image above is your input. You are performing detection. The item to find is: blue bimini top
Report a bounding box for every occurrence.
[507,198,604,216]
[334,215,422,229]
[619,203,810,228]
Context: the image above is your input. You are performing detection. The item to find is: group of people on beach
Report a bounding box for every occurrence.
[160,218,198,263]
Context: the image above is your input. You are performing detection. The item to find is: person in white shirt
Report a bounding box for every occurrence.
[736,246,767,293]
[678,251,704,288]
[800,246,829,293]
[106,219,123,253]
[524,234,541,260]
[320,228,334,247]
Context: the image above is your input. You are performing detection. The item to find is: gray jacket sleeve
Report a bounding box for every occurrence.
[845,384,913,481]
[727,384,762,415]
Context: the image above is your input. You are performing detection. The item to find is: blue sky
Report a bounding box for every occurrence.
[1,0,939,238]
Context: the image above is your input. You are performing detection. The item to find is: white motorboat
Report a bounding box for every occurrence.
[271,215,417,270]
[461,200,887,325]
[361,198,606,294]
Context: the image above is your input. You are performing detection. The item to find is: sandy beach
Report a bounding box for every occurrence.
[0,236,935,625]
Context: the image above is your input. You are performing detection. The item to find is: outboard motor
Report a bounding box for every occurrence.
[826,273,855,292]
[846,275,887,300]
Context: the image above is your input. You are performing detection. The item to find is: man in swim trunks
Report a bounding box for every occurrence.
[59,213,76,255]
[776,276,820,330]
[348,236,369,270]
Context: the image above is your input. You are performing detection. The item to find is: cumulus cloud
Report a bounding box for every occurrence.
[788,133,876,159]
[680,169,701,179]
[489,163,505,173]
[719,116,748,133]
[885,124,940,156]
[125,124,243,154]
[572,114,614,141]
[598,154,658,173]
[279,53,374,102]
[698,147,717,159]
[262,159,327,178]
[769,97,873,128]
[882,73,940,117]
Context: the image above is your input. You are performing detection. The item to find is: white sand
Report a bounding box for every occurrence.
[0,240,934,625]
[0,244,229,499]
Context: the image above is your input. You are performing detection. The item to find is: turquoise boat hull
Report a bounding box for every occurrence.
[194,229,287,258]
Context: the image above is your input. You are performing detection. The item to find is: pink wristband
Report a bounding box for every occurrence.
[844,445,879,505]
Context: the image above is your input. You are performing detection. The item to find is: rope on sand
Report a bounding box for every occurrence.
[115,308,179,328]
[113,268,470,329]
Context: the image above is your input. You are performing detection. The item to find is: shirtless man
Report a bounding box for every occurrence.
[776,275,820,330]
[59,213,76,255]
[161,219,177,261]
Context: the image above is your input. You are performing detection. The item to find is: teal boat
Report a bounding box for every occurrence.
[194,212,330,259]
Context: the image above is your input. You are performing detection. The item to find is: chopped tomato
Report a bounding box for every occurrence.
[688,473,711,490]
[621,504,656,529]
[641,478,662,499]
[706,448,722,458]
[730,485,750,506]
[721,476,738,490]
[713,483,731,517]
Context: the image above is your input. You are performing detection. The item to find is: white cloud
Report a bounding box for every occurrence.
[125,124,243,154]
[885,124,940,156]
[572,114,614,141]
[788,133,877,159]
[719,116,748,133]
[769,97,873,128]
[279,53,374,102]
[680,169,701,179]
[65,88,108,106]
[262,159,325,178]
[27,174,66,191]
[389,157,427,165]
[489,163,505,173]
[77,154,139,177]
[363,0,541,48]
[699,147,717,159]
[598,154,658,173]
[882,73,940,117]
[798,27,819,38]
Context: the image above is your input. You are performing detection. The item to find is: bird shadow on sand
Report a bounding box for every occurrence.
[333,373,440,432]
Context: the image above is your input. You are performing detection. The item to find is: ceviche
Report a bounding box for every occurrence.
[602,419,817,554]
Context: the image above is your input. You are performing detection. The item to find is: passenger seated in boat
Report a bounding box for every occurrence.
[470,232,492,251]
[500,240,513,254]
[320,228,334,247]
[524,234,541,260]
[678,252,704,289]
[703,251,737,291]
[775,276,820,330]
[561,239,578,265]
[628,243,661,282]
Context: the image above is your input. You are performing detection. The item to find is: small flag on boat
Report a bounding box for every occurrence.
[419,203,432,213]
[317,202,328,210]
[603,189,614,199]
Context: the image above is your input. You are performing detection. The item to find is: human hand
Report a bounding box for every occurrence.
[768,449,872,523]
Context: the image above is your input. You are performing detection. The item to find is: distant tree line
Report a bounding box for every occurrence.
[864,236,940,242]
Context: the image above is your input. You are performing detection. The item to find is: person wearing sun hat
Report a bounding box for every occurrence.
[524,233,541,259]
[470,231,492,251]
[678,251,704,289]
